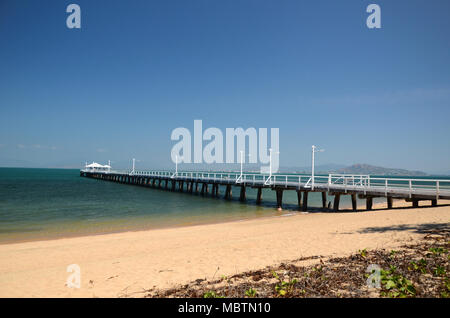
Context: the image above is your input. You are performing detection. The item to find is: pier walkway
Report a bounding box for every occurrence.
[80,170,450,211]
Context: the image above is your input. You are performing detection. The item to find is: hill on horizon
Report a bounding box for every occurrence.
[336,164,428,176]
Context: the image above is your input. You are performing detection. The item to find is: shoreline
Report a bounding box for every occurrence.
[0,197,438,245]
[0,200,449,297]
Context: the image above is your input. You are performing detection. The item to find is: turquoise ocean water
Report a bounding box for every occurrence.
[0,168,447,243]
[0,168,308,243]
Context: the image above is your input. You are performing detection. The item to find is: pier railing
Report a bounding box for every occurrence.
[81,169,450,199]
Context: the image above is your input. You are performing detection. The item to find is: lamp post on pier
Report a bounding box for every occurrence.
[311,145,325,190]
[131,158,136,175]
[174,155,183,177]
[238,150,251,183]
[265,148,280,185]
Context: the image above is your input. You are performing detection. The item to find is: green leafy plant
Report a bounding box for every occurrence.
[429,247,447,256]
[441,280,450,298]
[409,258,427,274]
[434,265,446,277]
[358,249,368,258]
[275,279,298,296]
[245,288,257,297]
[380,266,416,298]
[272,271,298,296]
[203,291,224,298]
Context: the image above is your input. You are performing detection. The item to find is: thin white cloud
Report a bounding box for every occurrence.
[309,87,450,107]
[17,144,57,150]
[97,148,107,153]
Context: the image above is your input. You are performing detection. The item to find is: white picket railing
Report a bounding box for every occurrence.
[81,169,450,198]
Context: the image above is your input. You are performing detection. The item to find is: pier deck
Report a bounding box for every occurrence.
[80,170,450,211]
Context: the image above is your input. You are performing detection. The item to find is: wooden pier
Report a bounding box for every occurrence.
[80,170,450,211]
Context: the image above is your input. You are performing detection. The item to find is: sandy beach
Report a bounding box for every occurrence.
[0,199,449,298]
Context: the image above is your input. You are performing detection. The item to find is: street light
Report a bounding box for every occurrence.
[311,145,325,190]
[238,150,251,183]
[175,154,183,177]
[265,148,280,185]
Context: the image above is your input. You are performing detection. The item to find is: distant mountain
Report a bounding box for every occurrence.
[426,170,450,177]
[336,164,428,176]
[279,164,346,174]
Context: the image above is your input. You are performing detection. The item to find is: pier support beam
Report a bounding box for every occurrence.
[431,199,437,207]
[302,191,308,212]
[239,186,246,202]
[171,180,176,191]
[256,188,262,205]
[366,197,373,210]
[179,181,184,192]
[321,192,327,209]
[201,183,206,195]
[387,196,393,209]
[351,194,357,211]
[412,199,419,208]
[224,185,232,200]
[276,189,283,209]
[333,194,341,212]
[296,191,302,210]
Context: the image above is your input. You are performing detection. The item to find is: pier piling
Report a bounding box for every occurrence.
[321,192,327,209]
[297,190,302,210]
[276,189,283,209]
[256,187,262,205]
[366,197,373,210]
[302,191,308,212]
[239,186,246,202]
[333,193,341,212]
[351,194,357,211]
[387,196,393,209]
[224,185,232,199]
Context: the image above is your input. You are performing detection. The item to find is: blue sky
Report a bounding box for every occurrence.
[0,0,449,173]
